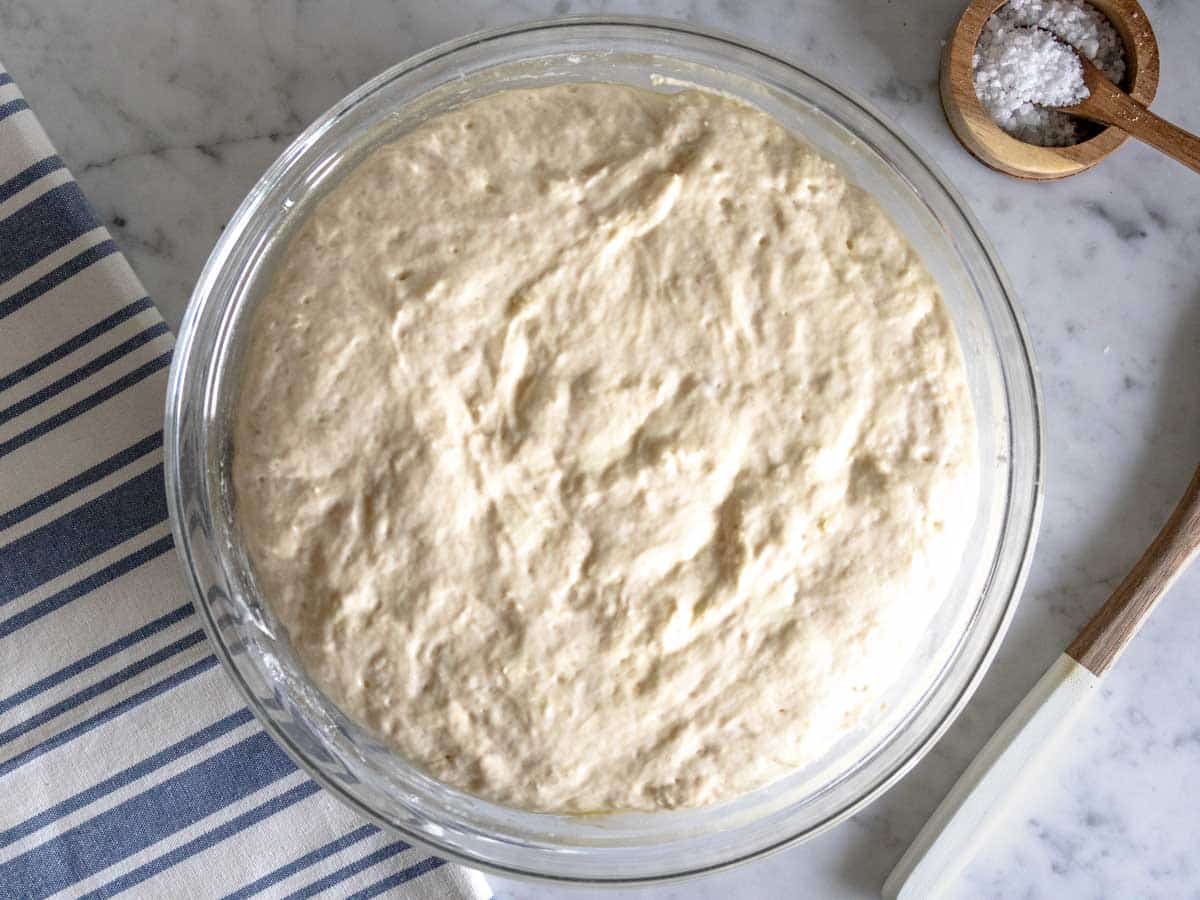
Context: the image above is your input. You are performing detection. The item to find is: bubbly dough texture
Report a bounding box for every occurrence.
[234,84,978,813]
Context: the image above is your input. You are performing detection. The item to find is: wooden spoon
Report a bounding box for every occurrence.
[884,463,1200,898]
[1060,50,1200,174]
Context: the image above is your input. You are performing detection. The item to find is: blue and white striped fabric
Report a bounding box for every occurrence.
[0,63,491,900]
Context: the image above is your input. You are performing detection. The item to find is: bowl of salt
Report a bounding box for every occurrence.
[942,0,1159,179]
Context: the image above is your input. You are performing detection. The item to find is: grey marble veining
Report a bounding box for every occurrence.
[4,0,1198,896]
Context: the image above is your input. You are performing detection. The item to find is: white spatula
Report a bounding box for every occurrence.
[883,463,1200,899]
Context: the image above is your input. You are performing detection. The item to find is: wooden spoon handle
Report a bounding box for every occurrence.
[1067,464,1200,674]
[1070,70,1200,174]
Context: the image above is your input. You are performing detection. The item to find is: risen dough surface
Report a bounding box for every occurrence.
[234,84,977,812]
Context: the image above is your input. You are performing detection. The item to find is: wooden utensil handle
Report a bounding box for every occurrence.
[1078,75,1200,174]
[1067,464,1200,674]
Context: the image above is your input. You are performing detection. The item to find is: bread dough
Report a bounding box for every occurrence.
[233,83,978,812]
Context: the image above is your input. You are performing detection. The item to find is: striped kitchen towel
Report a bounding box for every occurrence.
[0,63,491,900]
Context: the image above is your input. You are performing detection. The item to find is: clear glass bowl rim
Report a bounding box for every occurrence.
[165,14,1044,885]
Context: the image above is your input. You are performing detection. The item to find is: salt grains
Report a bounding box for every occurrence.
[973,0,1126,146]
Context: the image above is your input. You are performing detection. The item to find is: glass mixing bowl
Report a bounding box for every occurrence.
[165,16,1042,884]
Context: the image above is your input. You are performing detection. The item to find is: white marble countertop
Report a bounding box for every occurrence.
[4,0,1198,896]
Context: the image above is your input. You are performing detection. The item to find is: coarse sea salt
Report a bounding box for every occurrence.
[973,0,1126,146]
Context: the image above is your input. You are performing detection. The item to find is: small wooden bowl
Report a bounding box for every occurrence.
[941,0,1160,179]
